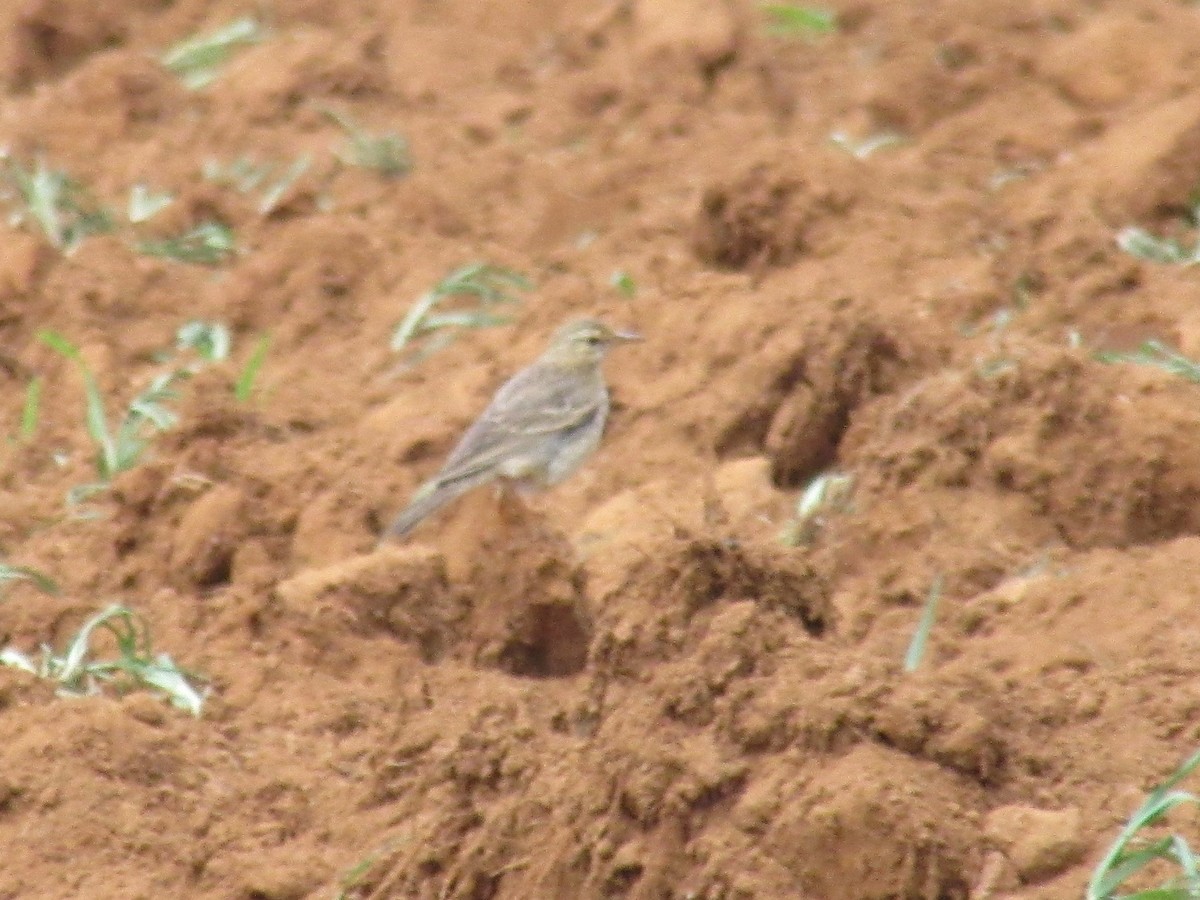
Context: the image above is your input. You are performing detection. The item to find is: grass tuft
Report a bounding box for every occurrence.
[203,155,312,215]
[1,154,114,253]
[1087,747,1200,899]
[1095,340,1200,384]
[126,183,174,224]
[38,330,190,486]
[0,604,207,715]
[323,108,412,178]
[136,221,236,265]
[177,320,232,363]
[391,263,532,364]
[1117,226,1200,266]
[160,16,264,90]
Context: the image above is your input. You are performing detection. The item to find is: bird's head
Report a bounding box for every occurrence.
[542,318,642,367]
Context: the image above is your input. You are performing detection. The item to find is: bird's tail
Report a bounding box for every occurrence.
[379,479,472,543]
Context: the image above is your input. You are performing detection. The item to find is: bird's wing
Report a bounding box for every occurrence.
[431,364,605,488]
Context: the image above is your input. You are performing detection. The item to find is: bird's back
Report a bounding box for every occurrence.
[433,356,608,490]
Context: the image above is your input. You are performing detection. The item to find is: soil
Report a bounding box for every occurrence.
[1,1,1199,898]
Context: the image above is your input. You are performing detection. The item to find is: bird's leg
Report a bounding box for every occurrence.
[495,479,533,527]
[494,479,564,546]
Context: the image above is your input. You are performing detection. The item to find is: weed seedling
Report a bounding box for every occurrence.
[1117,201,1200,266]
[1087,746,1200,899]
[779,470,853,546]
[38,330,190,492]
[235,334,270,402]
[137,221,236,265]
[126,184,174,224]
[1,154,114,253]
[18,375,41,442]
[160,16,264,90]
[0,604,207,715]
[391,263,532,363]
[1095,340,1200,384]
[323,108,412,178]
[0,563,58,597]
[762,3,838,38]
[903,576,943,672]
[176,320,232,363]
[829,130,905,159]
[203,155,312,215]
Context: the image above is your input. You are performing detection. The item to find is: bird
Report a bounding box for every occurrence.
[381,318,641,541]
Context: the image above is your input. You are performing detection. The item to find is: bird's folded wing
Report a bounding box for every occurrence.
[432,367,603,487]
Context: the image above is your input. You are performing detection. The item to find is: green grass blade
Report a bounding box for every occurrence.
[1117,227,1196,265]
[177,320,231,362]
[0,648,37,675]
[1088,748,1200,899]
[136,221,236,265]
[258,155,311,215]
[391,263,532,359]
[235,334,270,402]
[19,375,41,441]
[762,3,838,37]
[0,563,58,595]
[391,291,440,351]
[139,654,205,716]
[903,576,943,673]
[37,330,117,477]
[126,184,174,223]
[323,107,412,177]
[160,17,263,90]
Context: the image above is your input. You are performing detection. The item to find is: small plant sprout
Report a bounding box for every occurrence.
[829,129,905,160]
[18,375,42,442]
[779,470,853,546]
[1087,746,1200,900]
[610,270,637,298]
[391,263,533,363]
[235,334,270,402]
[160,16,264,90]
[126,183,174,224]
[176,320,232,363]
[137,221,236,265]
[762,4,838,38]
[903,576,944,673]
[1095,340,1200,384]
[323,108,412,178]
[1,154,114,253]
[1117,201,1200,266]
[1116,226,1200,266]
[0,563,58,597]
[202,155,312,215]
[38,330,190,490]
[0,604,207,716]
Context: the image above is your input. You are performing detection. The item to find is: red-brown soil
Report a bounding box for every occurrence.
[2,1,1200,897]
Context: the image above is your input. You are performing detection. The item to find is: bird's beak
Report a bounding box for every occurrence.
[612,328,643,342]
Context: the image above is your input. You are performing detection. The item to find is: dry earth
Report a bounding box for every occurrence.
[1,0,1200,898]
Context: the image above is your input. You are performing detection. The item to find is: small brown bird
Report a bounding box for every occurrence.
[382,318,641,541]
